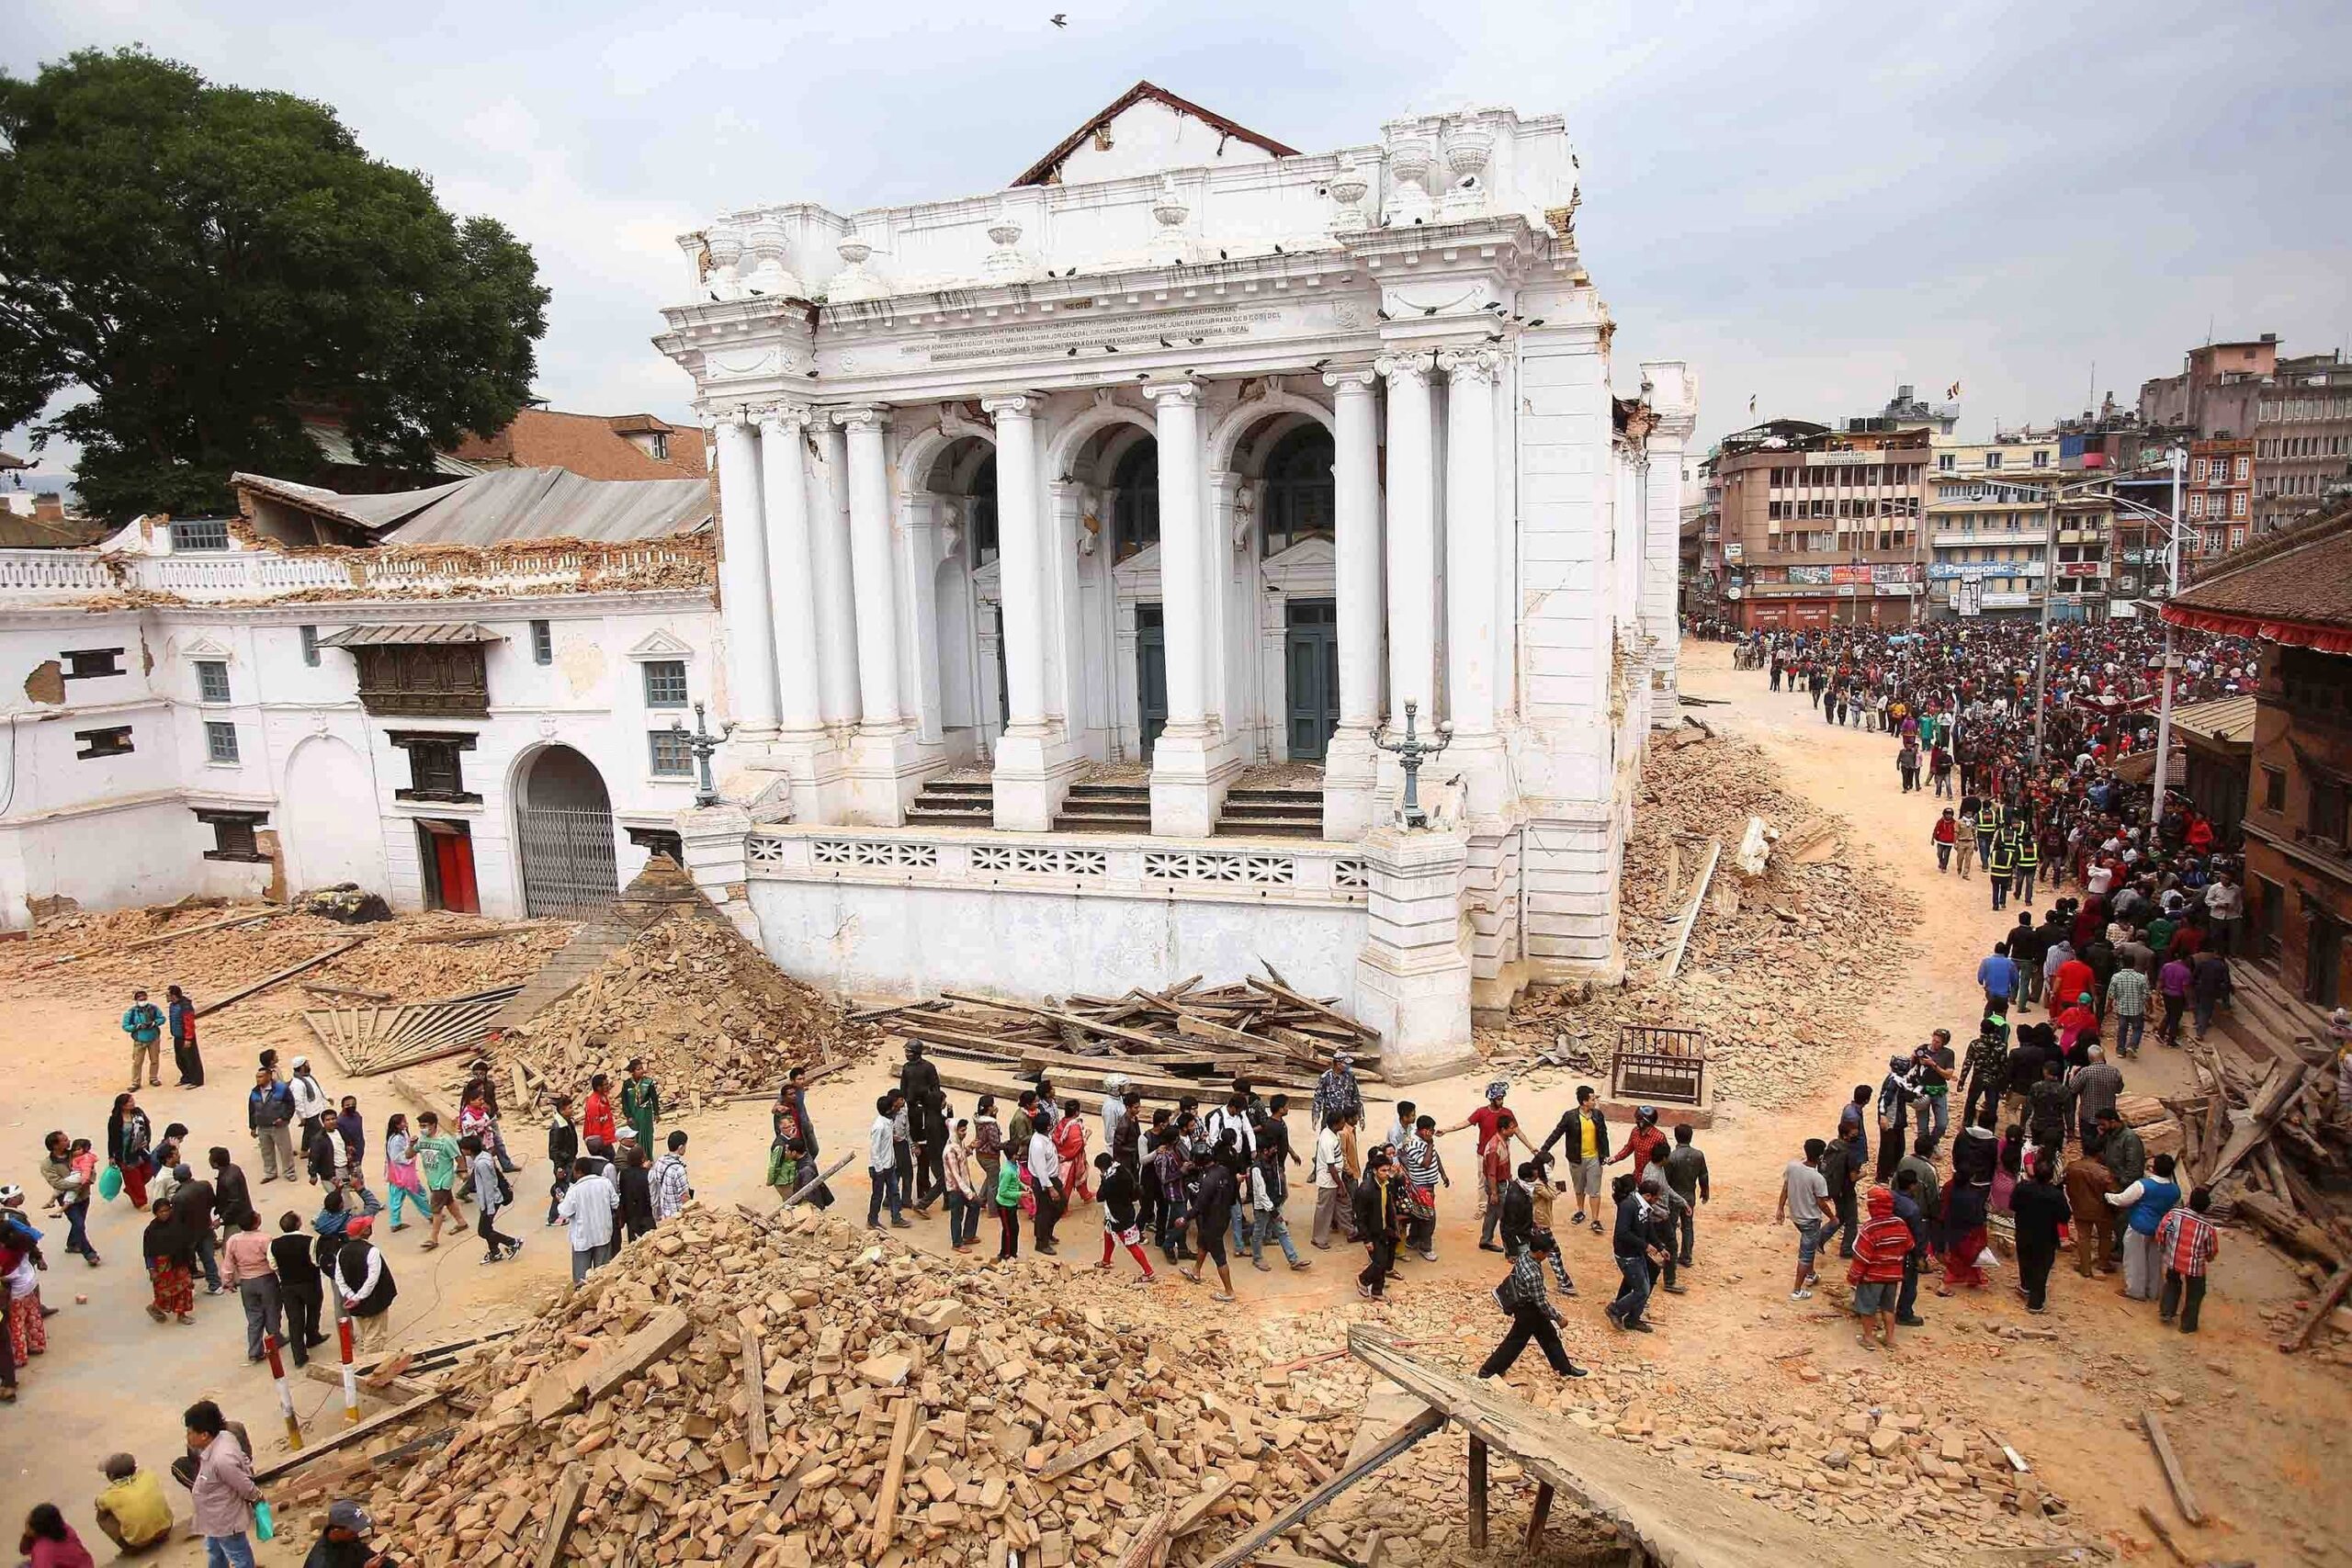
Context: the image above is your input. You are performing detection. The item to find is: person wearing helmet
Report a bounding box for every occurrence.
[1606,1107,1669,1188]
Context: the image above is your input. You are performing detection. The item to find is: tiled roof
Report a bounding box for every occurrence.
[2163,504,2352,648]
[448,409,707,481]
[2165,694,2259,750]
[1011,81,1299,188]
[316,623,504,648]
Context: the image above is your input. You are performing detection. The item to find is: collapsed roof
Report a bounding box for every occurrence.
[232,468,713,549]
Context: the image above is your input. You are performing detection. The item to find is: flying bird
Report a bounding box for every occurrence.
[1050,12,1067,25]
[1422,306,1438,317]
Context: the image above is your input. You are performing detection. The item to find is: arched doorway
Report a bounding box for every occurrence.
[514,745,619,918]
[921,436,1001,760]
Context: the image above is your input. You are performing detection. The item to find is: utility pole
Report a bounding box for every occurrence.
[2030,474,2057,765]
[2149,446,2186,822]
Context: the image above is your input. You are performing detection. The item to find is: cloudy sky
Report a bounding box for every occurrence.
[8,0,2351,486]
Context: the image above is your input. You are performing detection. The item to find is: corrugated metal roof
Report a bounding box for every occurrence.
[303,421,481,479]
[380,467,711,547]
[315,623,505,648]
[233,471,469,535]
[2167,694,2260,749]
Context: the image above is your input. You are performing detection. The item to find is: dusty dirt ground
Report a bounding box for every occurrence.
[1,638,2346,1565]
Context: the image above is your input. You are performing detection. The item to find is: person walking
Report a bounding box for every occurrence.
[165,985,204,1089]
[616,1145,656,1243]
[271,1213,323,1362]
[652,1133,692,1222]
[1847,1187,1911,1352]
[141,1197,198,1325]
[1093,1153,1155,1282]
[287,1058,332,1180]
[1535,1086,1610,1234]
[38,1132,97,1268]
[2106,960,2150,1058]
[1308,1110,1353,1249]
[2155,1186,2221,1333]
[2063,1139,2117,1279]
[866,1093,910,1231]
[186,1400,263,1568]
[1028,1105,1068,1255]
[413,1112,462,1251]
[107,1093,155,1212]
[1932,808,1957,873]
[991,1143,1023,1262]
[465,1136,520,1263]
[217,1211,281,1362]
[378,1115,422,1235]
[897,1043,947,1210]
[120,991,165,1091]
[1661,1123,1709,1267]
[1247,1135,1308,1273]
[1775,1138,1830,1301]
[1181,1145,1238,1303]
[2155,954,2193,1046]
[1604,1177,1664,1333]
[2009,1155,2068,1314]
[1353,1147,1404,1301]
[558,1159,618,1284]
[1954,805,1977,878]
[1398,1117,1447,1262]
[1476,1234,1587,1382]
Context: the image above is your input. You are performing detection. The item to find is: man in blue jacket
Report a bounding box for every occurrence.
[1975,941,2018,1018]
[246,1067,297,1184]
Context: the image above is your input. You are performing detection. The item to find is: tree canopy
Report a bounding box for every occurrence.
[0,48,548,522]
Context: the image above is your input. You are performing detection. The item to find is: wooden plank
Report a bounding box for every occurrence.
[1467,1435,1489,1551]
[2140,1411,2203,1526]
[739,1324,770,1457]
[533,1464,589,1568]
[1111,1508,1170,1568]
[871,1393,918,1552]
[1657,838,1723,982]
[2282,1263,2352,1353]
[579,1306,695,1406]
[2137,1504,2192,1567]
[112,907,286,956]
[1168,1473,1235,1538]
[251,1387,450,1482]
[2206,1062,2315,1181]
[784,1151,855,1209]
[1247,976,1376,1042]
[197,937,368,1018]
[1194,1408,1444,1568]
[1525,1482,1555,1552]
[1041,1419,1146,1481]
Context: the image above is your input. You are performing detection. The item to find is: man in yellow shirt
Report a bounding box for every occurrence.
[94,1451,174,1551]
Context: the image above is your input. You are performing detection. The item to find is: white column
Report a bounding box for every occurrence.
[809,419,863,728]
[712,412,779,734]
[1148,384,1208,730]
[1323,367,1384,840]
[754,403,845,821]
[838,407,903,729]
[1144,382,1229,836]
[1639,361,1699,725]
[1440,348,1500,737]
[983,396,1047,733]
[758,404,823,732]
[1376,354,1437,722]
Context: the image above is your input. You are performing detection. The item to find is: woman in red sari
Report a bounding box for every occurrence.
[1054,1100,1091,1204]
[1936,1173,1992,1292]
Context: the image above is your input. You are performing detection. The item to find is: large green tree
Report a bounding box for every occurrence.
[0,48,548,521]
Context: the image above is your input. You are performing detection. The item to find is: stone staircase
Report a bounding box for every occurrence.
[907,776,994,828]
[1215,784,1324,840]
[1052,780,1152,834]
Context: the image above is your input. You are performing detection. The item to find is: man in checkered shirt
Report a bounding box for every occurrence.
[2154,1186,2221,1334]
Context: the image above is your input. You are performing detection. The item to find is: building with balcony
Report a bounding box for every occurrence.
[0,468,718,929]
[2163,506,2352,1010]
[2185,437,2255,567]
[650,85,1695,1076]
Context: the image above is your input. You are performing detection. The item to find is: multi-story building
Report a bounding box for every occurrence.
[2164,507,2352,1010]
[650,86,1694,1077]
[1705,401,1929,631]
[2184,436,2254,567]
[2254,351,2352,534]
[1927,432,2059,617]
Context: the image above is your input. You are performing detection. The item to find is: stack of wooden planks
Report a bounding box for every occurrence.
[302,984,523,1076]
[863,970,1383,1109]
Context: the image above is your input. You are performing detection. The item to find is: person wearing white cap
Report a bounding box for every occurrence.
[287,1058,332,1186]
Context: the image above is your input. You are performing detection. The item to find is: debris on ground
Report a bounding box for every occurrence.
[485,908,876,1103]
[1490,731,1921,1109]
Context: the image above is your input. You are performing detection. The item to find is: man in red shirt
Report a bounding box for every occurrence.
[1848,1186,1912,1350]
[1442,1082,1537,1246]
[1607,1107,1670,1186]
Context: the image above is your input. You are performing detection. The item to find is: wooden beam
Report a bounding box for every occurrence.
[1194,1406,1445,1568]
[1111,1508,1170,1568]
[2136,1504,2192,1567]
[1658,838,1724,982]
[739,1324,769,1457]
[1467,1436,1489,1551]
[1525,1482,1555,1553]
[109,908,286,956]
[198,938,368,1018]
[1041,1419,1146,1481]
[2141,1411,2203,1526]
[2281,1263,2352,1353]
[871,1393,918,1553]
[252,1387,449,1482]
[579,1306,694,1408]
[533,1464,589,1568]
[784,1152,855,1209]
[1168,1473,1234,1539]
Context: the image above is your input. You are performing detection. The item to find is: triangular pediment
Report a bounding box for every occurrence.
[1012,82,1298,189]
[628,628,695,660]
[181,636,231,660]
[1263,534,1336,572]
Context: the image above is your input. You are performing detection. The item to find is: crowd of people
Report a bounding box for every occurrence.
[1744,616,2249,1350]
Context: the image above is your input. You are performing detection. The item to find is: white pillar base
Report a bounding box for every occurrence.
[1351,826,1477,1084]
[990,724,1085,831]
[1147,725,1243,838]
[1444,731,1515,821]
[763,727,849,825]
[1321,725,1380,841]
[673,803,760,942]
[843,725,930,827]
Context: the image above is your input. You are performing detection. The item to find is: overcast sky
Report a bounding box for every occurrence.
[8,0,2351,486]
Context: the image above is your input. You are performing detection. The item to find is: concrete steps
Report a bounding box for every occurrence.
[1215,785,1324,840]
[1052,783,1150,834]
[908,777,993,828]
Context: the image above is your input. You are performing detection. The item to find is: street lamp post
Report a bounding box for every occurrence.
[673,701,734,808]
[2148,447,2186,823]
[1371,700,1453,829]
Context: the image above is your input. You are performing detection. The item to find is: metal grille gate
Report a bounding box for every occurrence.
[516,805,620,919]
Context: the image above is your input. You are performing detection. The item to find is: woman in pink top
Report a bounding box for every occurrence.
[18,1506,96,1568]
